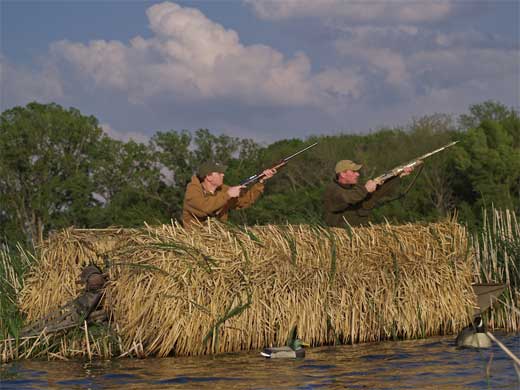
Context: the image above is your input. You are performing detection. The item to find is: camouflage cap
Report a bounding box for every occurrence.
[335,159,362,173]
[198,161,227,178]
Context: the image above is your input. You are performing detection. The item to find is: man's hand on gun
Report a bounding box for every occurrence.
[399,161,422,178]
[259,168,277,183]
[366,161,422,193]
[227,168,277,198]
[364,180,378,193]
[227,185,245,198]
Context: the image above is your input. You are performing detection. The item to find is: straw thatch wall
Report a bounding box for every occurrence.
[19,220,475,358]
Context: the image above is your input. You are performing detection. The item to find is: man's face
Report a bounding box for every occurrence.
[206,171,224,187]
[339,169,359,184]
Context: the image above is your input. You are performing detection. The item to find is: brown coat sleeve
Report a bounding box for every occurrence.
[234,182,265,209]
[184,181,231,217]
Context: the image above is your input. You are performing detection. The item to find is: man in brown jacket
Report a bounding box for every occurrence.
[182,161,276,228]
[323,160,414,227]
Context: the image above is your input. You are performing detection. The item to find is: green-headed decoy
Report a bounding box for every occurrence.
[261,325,310,358]
[261,338,310,358]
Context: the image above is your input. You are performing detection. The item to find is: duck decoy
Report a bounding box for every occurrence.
[261,338,310,358]
[261,325,309,358]
[455,316,492,348]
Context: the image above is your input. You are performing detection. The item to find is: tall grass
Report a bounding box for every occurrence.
[2,211,518,363]
[8,221,474,361]
[471,207,520,330]
[0,244,34,339]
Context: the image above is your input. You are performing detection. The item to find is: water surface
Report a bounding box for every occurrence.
[1,333,519,389]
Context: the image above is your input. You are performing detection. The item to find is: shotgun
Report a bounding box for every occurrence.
[373,141,459,184]
[240,142,318,186]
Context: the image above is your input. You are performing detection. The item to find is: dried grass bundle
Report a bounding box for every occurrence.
[17,220,475,359]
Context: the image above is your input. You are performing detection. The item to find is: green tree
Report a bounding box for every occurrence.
[91,138,170,226]
[150,130,194,221]
[0,102,105,246]
[452,119,520,224]
[459,100,515,130]
[450,102,520,227]
[191,129,241,166]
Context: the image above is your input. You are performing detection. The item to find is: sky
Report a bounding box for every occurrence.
[1,0,519,143]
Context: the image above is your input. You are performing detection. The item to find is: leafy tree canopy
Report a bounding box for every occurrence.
[1,100,518,247]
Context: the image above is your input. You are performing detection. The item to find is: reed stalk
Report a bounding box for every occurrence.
[0,244,34,339]
[471,207,520,331]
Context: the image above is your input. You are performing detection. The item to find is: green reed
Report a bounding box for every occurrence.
[471,207,520,331]
[0,245,34,339]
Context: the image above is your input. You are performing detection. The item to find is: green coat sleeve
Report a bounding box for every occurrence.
[362,177,400,210]
[325,184,369,213]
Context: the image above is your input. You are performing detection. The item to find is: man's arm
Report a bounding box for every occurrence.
[361,177,399,210]
[184,182,231,217]
[362,166,416,209]
[233,168,275,210]
[325,185,369,213]
[234,182,265,209]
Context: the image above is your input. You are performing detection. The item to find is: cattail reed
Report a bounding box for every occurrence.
[472,207,520,331]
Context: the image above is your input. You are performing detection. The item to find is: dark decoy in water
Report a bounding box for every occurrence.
[261,338,309,358]
[455,316,492,348]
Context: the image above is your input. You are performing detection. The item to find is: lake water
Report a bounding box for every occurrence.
[1,333,519,389]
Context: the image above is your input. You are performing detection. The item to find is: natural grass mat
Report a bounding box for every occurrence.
[18,220,475,358]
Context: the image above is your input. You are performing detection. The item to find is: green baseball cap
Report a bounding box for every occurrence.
[335,160,362,173]
[198,161,227,178]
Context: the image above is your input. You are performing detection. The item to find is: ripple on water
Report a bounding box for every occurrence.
[0,379,49,390]
[1,334,518,389]
[153,375,241,385]
[297,364,337,370]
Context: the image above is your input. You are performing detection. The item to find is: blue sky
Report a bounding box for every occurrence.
[1,0,518,143]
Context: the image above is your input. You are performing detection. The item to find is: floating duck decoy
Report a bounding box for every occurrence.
[261,325,309,358]
[455,316,492,348]
[454,283,505,349]
[261,338,310,358]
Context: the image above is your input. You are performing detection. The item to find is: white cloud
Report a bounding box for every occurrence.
[50,40,131,90]
[246,0,454,23]
[2,1,517,142]
[314,68,363,102]
[100,123,149,144]
[0,54,63,110]
[338,44,410,86]
[48,2,361,109]
[332,24,519,103]
[409,47,519,92]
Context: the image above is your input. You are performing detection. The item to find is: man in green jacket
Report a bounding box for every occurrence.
[182,161,276,228]
[323,160,414,227]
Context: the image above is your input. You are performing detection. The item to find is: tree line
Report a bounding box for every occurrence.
[1,101,519,247]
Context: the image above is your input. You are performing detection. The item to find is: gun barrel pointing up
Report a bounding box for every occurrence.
[282,142,318,162]
[239,142,318,186]
[373,140,459,184]
[415,140,459,161]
